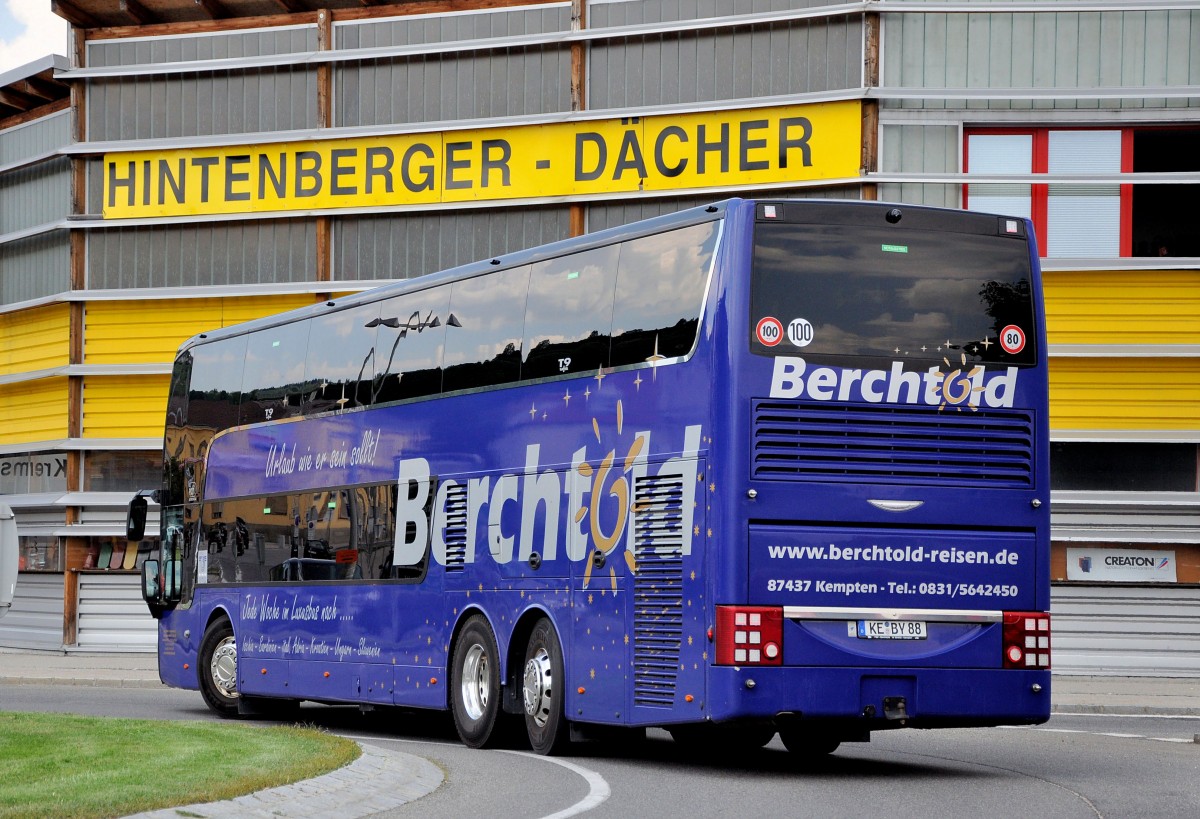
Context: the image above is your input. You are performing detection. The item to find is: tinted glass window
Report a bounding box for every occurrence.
[202,496,294,584]
[523,244,620,380]
[240,320,312,425]
[304,302,382,414]
[443,265,530,392]
[751,222,1036,367]
[371,286,452,404]
[1052,443,1198,492]
[611,221,718,367]
[186,338,247,502]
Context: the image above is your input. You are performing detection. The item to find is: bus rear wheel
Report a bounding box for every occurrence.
[522,618,567,755]
[451,615,502,748]
[198,619,239,717]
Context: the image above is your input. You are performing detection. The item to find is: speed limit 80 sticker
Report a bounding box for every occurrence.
[999,325,1026,354]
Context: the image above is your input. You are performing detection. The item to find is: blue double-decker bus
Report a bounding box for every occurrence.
[134,198,1051,755]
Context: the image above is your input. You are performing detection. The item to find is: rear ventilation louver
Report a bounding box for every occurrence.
[443,483,468,571]
[753,401,1034,487]
[632,474,685,707]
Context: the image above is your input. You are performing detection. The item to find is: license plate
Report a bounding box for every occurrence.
[857,620,927,640]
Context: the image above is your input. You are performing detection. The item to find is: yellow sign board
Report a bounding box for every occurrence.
[103,101,862,218]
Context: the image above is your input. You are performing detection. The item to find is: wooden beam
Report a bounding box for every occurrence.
[860,10,880,201]
[0,98,70,130]
[21,75,71,102]
[272,0,310,13]
[52,0,102,29]
[0,88,39,111]
[194,0,230,21]
[120,0,158,25]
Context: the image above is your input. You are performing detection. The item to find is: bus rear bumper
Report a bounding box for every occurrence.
[705,665,1052,728]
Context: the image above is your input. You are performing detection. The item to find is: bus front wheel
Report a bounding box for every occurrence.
[522,618,567,755]
[198,619,239,717]
[450,615,502,748]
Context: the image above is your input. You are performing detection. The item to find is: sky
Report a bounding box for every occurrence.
[0,1,69,76]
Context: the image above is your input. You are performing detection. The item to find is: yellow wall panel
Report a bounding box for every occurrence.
[0,378,69,445]
[85,295,320,365]
[1044,269,1200,346]
[82,374,171,439]
[0,305,70,376]
[1049,358,1200,431]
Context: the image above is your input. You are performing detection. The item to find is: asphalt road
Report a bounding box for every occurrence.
[2,685,1197,819]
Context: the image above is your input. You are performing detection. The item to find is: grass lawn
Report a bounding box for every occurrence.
[0,711,359,819]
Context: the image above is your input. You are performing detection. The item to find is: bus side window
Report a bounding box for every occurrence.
[371,286,451,404]
[610,221,719,367]
[241,321,312,425]
[442,265,530,392]
[353,484,396,580]
[303,302,382,414]
[522,244,620,380]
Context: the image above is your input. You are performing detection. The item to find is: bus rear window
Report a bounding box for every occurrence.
[751,221,1037,367]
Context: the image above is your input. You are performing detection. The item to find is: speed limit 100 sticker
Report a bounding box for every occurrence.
[1000,324,1026,354]
[756,316,784,347]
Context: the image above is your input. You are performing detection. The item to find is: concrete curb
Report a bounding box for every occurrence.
[125,741,444,818]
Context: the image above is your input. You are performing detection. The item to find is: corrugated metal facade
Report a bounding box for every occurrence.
[0,110,71,167]
[589,16,861,109]
[881,8,1200,111]
[0,574,64,651]
[75,573,157,652]
[86,67,321,143]
[336,207,573,281]
[0,233,70,305]
[1049,358,1200,432]
[0,304,70,375]
[0,158,70,236]
[0,378,70,445]
[1053,585,1200,676]
[84,296,318,365]
[1045,269,1200,346]
[85,219,319,288]
[82,375,170,439]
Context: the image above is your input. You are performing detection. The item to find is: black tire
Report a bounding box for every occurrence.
[522,618,568,755]
[450,615,503,748]
[778,725,841,757]
[198,619,239,717]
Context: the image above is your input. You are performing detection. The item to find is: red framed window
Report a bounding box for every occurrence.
[965,126,1198,259]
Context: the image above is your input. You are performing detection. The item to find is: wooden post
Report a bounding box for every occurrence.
[316,9,333,289]
[861,10,880,201]
[64,25,89,647]
[568,0,587,237]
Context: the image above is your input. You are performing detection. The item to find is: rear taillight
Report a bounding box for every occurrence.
[1002,611,1051,669]
[715,606,783,666]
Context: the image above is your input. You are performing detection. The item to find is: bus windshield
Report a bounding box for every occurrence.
[750,218,1037,368]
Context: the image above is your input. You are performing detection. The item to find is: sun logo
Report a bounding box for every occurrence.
[575,399,646,592]
[938,353,986,412]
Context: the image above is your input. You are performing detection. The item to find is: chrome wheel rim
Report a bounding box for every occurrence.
[523,646,554,727]
[460,643,490,720]
[210,635,238,700]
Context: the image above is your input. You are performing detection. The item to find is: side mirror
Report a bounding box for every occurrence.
[0,503,17,619]
[141,558,161,601]
[126,495,149,542]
